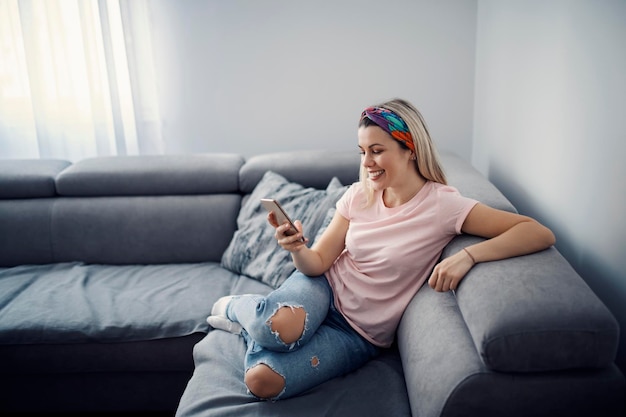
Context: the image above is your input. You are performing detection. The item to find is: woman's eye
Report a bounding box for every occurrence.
[358,149,383,156]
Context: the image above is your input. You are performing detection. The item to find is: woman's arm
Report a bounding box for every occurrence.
[429,203,556,292]
[269,210,349,277]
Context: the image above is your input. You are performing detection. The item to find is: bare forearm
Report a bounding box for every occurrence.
[431,205,556,292]
[291,247,327,276]
[273,211,348,277]
[465,220,555,263]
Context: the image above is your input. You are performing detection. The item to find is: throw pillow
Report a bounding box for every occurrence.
[221,171,348,288]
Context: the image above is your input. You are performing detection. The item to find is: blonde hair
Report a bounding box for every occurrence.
[359,98,447,205]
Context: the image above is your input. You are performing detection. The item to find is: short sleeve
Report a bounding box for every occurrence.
[336,182,361,220]
[436,185,479,235]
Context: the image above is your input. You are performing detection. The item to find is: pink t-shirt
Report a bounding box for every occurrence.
[325,181,478,348]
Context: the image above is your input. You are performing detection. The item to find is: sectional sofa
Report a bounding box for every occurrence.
[0,150,624,416]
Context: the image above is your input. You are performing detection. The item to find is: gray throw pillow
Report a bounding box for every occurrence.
[221,171,347,288]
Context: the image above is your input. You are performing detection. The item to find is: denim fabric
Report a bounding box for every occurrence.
[227,271,379,400]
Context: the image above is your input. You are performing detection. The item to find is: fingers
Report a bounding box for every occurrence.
[275,222,296,240]
[267,212,279,228]
[267,213,303,237]
[293,220,304,236]
[428,266,457,292]
[272,218,307,251]
[428,274,458,292]
[428,249,477,292]
[428,256,469,292]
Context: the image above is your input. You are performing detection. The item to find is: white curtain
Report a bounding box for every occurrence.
[0,0,163,161]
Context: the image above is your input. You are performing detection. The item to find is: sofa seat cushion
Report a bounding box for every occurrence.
[175,331,411,417]
[0,262,272,345]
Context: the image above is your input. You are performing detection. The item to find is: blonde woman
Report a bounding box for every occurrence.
[208,98,556,400]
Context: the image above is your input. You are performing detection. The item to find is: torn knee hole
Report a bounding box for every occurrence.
[311,356,320,367]
[267,305,306,345]
[245,364,285,399]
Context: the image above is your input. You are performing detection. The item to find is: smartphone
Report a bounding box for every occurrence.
[260,198,304,242]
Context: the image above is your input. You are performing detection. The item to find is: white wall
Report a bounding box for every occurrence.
[474,0,626,371]
[148,0,477,159]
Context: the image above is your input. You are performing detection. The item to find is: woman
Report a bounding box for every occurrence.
[207,98,556,400]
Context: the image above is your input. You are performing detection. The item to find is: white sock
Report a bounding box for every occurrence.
[207,315,243,335]
[211,295,236,316]
[207,295,242,335]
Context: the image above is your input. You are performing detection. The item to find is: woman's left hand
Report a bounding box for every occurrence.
[428,249,475,292]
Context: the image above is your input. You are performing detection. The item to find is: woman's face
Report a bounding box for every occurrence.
[358,125,415,192]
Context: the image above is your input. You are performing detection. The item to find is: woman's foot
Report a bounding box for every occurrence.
[207,295,242,335]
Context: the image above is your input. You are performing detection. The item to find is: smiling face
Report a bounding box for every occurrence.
[358,125,418,193]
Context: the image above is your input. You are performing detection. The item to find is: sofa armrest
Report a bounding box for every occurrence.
[445,235,620,372]
[397,283,486,417]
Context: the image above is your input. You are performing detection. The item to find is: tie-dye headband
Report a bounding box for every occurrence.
[360,107,415,153]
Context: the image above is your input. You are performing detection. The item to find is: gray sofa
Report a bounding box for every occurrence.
[0,150,624,416]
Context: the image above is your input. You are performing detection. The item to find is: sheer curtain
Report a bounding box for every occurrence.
[0,0,163,161]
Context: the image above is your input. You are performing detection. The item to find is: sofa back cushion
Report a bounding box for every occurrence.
[0,154,244,266]
[239,150,361,193]
[0,199,57,265]
[55,154,241,196]
[0,159,70,198]
[440,153,517,213]
[53,195,240,264]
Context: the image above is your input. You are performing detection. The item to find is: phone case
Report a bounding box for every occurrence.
[260,198,303,240]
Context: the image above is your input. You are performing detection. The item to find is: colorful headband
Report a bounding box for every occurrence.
[360,107,415,153]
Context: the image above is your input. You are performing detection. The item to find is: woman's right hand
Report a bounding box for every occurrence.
[267,212,308,252]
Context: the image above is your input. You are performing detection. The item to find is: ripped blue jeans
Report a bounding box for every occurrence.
[225,270,379,400]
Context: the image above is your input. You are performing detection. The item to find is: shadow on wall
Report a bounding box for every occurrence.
[487,160,626,375]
